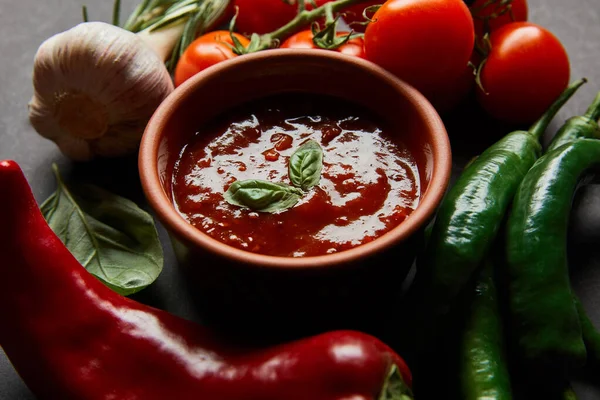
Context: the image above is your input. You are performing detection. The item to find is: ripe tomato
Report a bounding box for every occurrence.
[476,22,570,125]
[470,0,528,37]
[364,0,474,104]
[429,54,479,114]
[174,31,250,87]
[280,30,366,58]
[234,0,299,35]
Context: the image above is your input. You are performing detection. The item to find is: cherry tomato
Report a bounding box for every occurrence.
[470,0,528,37]
[428,53,479,114]
[364,0,475,104]
[477,22,570,125]
[174,31,250,87]
[234,0,299,35]
[280,30,366,59]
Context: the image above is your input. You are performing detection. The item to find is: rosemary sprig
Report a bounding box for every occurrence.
[141,1,198,33]
[115,0,232,71]
[112,0,122,26]
[122,0,151,30]
[123,0,179,31]
[139,0,231,72]
[167,0,219,70]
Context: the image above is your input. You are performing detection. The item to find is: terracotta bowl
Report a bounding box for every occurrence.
[139,49,451,341]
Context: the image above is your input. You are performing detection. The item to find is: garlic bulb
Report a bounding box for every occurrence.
[28,22,174,161]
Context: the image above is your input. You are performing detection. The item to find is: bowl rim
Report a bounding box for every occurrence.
[139,49,452,270]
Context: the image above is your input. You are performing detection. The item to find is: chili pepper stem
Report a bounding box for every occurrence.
[584,91,600,122]
[528,78,588,140]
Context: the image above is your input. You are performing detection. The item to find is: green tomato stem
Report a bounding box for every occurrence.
[297,0,307,13]
[324,3,337,43]
[325,3,336,25]
[255,0,373,50]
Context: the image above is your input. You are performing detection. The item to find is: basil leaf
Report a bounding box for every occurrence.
[289,139,324,191]
[40,164,163,296]
[224,179,304,213]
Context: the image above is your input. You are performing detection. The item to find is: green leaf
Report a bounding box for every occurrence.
[40,164,164,296]
[224,179,304,213]
[244,33,263,54]
[289,139,324,191]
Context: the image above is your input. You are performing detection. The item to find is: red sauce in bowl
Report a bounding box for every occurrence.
[171,94,420,257]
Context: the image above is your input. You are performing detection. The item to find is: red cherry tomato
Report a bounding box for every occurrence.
[234,0,306,35]
[280,30,366,59]
[428,53,479,114]
[470,0,528,37]
[364,0,475,103]
[476,22,570,125]
[174,31,250,87]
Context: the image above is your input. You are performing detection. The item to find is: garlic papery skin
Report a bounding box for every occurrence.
[28,21,175,161]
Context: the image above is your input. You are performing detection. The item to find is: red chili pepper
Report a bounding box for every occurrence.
[0,159,412,400]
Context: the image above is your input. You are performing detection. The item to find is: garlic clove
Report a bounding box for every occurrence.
[28,21,174,161]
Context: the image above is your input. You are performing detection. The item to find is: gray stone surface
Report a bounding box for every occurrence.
[0,0,599,398]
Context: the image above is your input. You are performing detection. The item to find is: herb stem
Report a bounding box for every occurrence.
[123,0,149,30]
[113,0,122,26]
[128,0,231,67]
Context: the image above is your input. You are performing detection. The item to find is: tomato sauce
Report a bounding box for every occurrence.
[171,94,420,257]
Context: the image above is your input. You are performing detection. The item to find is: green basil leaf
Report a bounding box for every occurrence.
[40,164,163,296]
[289,139,324,191]
[224,179,304,213]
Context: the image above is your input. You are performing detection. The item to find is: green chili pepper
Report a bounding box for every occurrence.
[405,79,585,353]
[575,297,600,369]
[505,139,600,370]
[459,260,512,400]
[546,91,600,372]
[547,90,600,152]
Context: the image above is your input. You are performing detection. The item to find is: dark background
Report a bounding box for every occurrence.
[1,0,599,398]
